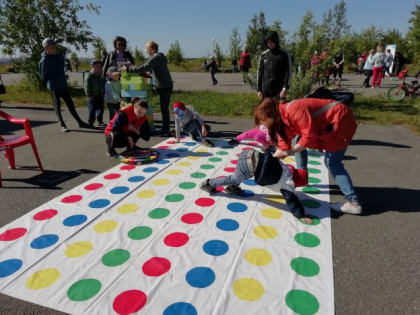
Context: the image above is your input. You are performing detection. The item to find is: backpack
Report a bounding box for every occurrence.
[305,86,354,105]
[254,151,281,186]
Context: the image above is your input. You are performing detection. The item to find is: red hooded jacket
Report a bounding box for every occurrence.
[105,105,147,135]
[239,52,251,69]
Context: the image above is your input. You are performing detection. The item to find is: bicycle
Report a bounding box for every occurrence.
[387,69,420,101]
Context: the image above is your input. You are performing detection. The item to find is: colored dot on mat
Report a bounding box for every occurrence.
[67,279,102,302]
[165,194,185,202]
[33,209,58,221]
[285,290,320,315]
[284,157,296,163]
[163,302,197,315]
[128,226,152,240]
[209,157,222,162]
[216,186,224,192]
[245,248,272,266]
[241,147,253,151]
[110,186,129,194]
[265,195,285,204]
[227,202,248,213]
[64,241,93,258]
[203,240,229,256]
[0,227,27,241]
[61,195,82,203]
[187,155,200,160]
[303,187,322,194]
[177,147,188,152]
[152,178,171,186]
[190,172,206,179]
[157,145,169,150]
[63,214,88,227]
[30,234,59,249]
[254,225,278,239]
[178,161,192,167]
[179,182,196,189]
[238,189,254,197]
[299,215,320,226]
[167,140,177,144]
[196,148,208,153]
[216,151,228,155]
[291,257,320,277]
[186,267,216,289]
[117,204,139,214]
[301,200,321,208]
[112,290,147,315]
[308,177,321,184]
[233,278,265,301]
[164,232,189,247]
[294,233,320,248]
[94,220,118,233]
[120,164,136,171]
[216,219,239,231]
[26,268,60,290]
[157,159,170,165]
[136,190,156,199]
[167,153,180,158]
[143,167,159,173]
[195,197,215,207]
[200,164,215,170]
[142,257,171,277]
[84,183,103,191]
[0,259,23,278]
[181,213,203,224]
[243,179,256,186]
[222,145,233,149]
[185,142,196,146]
[308,160,321,165]
[104,173,121,180]
[230,160,238,165]
[224,167,235,173]
[102,249,131,267]
[261,208,283,219]
[308,168,321,174]
[89,199,111,208]
[149,208,170,219]
[128,176,145,183]
[166,169,182,176]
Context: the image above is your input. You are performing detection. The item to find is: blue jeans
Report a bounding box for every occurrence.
[184,119,203,142]
[293,136,308,170]
[210,72,217,85]
[210,152,252,187]
[88,96,104,124]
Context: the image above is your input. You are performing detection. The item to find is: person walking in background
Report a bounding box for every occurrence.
[371,46,386,88]
[84,60,106,128]
[39,38,89,132]
[393,51,406,78]
[104,67,122,121]
[362,49,375,88]
[231,58,239,73]
[384,49,394,78]
[332,51,344,87]
[239,48,251,84]
[102,36,135,76]
[208,57,218,86]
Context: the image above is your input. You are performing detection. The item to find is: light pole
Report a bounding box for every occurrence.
[211,38,215,56]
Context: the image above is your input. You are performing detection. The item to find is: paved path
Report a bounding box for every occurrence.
[0,104,419,314]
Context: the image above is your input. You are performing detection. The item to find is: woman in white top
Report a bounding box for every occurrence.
[371,46,386,88]
[362,49,375,88]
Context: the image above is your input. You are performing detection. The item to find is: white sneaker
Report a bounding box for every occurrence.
[330,202,362,215]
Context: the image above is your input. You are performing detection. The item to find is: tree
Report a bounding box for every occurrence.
[331,0,351,40]
[70,52,80,71]
[0,0,99,88]
[229,27,242,61]
[92,37,106,61]
[245,11,268,57]
[407,5,420,64]
[133,46,146,64]
[167,40,184,64]
[291,11,316,73]
[214,42,224,64]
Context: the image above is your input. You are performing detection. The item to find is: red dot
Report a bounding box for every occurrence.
[195,198,215,207]
[216,175,226,179]
[181,213,204,224]
[61,195,83,203]
[157,145,169,150]
[224,167,236,173]
[236,153,240,157]
[216,186,224,192]
[142,257,171,277]
[167,141,177,144]
[112,290,147,315]
[120,165,136,171]
[248,142,259,146]
[33,209,58,221]
[0,228,27,241]
[84,183,103,191]
[164,232,189,247]
[242,147,253,151]
[230,160,238,165]
[104,173,121,180]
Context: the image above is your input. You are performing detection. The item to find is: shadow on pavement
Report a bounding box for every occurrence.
[0,119,55,135]
[0,105,54,111]
[351,139,411,148]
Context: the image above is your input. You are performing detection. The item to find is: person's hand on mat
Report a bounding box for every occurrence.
[127,136,134,149]
[273,148,290,158]
[257,91,263,99]
[300,217,313,224]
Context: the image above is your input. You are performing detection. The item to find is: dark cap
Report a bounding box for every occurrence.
[42,38,56,48]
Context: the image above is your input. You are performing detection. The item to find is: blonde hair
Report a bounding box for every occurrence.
[369,49,375,55]
[145,41,159,52]
[376,45,383,52]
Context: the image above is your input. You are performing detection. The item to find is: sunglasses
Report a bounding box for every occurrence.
[117,43,125,47]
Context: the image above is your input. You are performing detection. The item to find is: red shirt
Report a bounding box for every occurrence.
[105,105,147,135]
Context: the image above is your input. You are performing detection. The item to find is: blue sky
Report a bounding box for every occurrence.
[76,0,417,57]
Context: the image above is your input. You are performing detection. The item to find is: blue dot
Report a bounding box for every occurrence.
[0,259,23,278]
[176,147,188,152]
[216,219,239,231]
[128,176,145,182]
[166,153,180,158]
[163,302,197,315]
[186,267,215,288]
[157,159,170,165]
[203,240,229,256]
[143,167,159,173]
[63,215,87,227]
[238,189,255,197]
[227,202,248,212]
[110,186,129,194]
[89,199,110,208]
[30,234,59,249]
[184,142,196,146]
[244,179,257,186]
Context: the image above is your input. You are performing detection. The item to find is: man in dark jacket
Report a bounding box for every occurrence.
[39,38,89,132]
[257,31,292,100]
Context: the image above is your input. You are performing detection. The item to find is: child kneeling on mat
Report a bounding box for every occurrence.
[105,97,150,157]
[200,149,313,223]
[172,101,214,147]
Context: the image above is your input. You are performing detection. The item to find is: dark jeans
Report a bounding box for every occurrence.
[210,72,217,85]
[50,90,84,127]
[157,88,172,133]
[363,70,373,87]
[107,103,120,121]
[108,122,150,149]
[184,119,203,142]
[88,96,104,124]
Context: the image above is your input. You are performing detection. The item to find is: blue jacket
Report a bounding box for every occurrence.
[39,52,68,91]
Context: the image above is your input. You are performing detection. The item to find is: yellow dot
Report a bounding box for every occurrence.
[117,203,139,214]
[284,157,295,163]
[178,162,192,167]
[254,225,278,239]
[261,207,283,219]
[152,178,170,186]
[233,278,265,301]
[245,248,272,266]
[265,195,286,204]
[187,156,200,160]
[26,268,60,290]
[166,169,182,176]
[64,241,93,258]
[94,220,118,233]
[136,190,156,198]
[196,148,208,153]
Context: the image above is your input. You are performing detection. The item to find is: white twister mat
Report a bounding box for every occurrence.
[0,137,334,315]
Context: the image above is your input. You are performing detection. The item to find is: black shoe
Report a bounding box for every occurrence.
[97,122,107,128]
[202,139,215,147]
[199,179,217,194]
[78,122,91,129]
[106,148,118,157]
[156,129,171,137]
[225,185,242,195]
[228,138,240,145]
[88,122,95,129]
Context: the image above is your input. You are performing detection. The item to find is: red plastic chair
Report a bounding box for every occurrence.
[0,110,43,187]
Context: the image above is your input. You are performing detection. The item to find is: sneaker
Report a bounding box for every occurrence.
[78,122,91,129]
[97,122,107,128]
[330,202,362,215]
[199,179,216,194]
[225,185,242,195]
[228,138,240,145]
[106,148,118,157]
[61,126,70,132]
[202,139,215,147]
[88,122,95,129]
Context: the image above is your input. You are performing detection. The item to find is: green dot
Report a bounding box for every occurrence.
[299,214,320,226]
[303,187,321,194]
[191,172,206,179]
[216,151,228,155]
[294,232,320,247]
[200,164,215,170]
[209,157,222,162]
[148,208,170,219]
[308,168,321,174]
[301,200,321,208]
[179,182,197,189]
[128,226,152,240]
[308,160,321,165]
[101,249,130,267]
[290,257,320,277]
[165,194,184,202]
[308,177,321,184]
[285,290,319,315]
[67,279,102,301]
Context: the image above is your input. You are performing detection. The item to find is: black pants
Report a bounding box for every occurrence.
[157,88,172,133]
[50,90,84,127]
[108,122,151,149]
[363,70,373,87]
